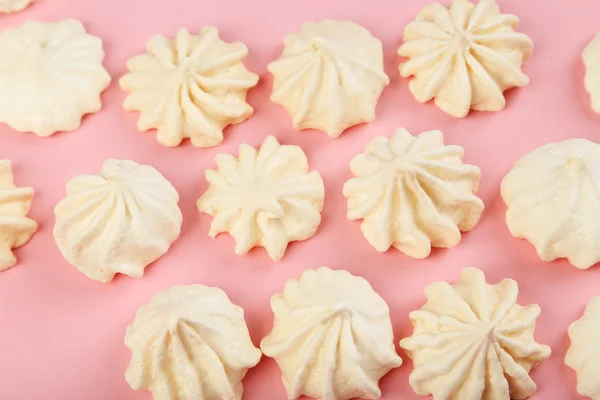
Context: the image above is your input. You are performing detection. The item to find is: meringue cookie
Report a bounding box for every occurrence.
[261,267,402,400]
[197,136,324,261]
[501,138,600,269]
[400,267,551,400]
[566,297,600,400]
[0,160,37,271]
[54,159,182,283]
[0,20,111,136]
[398,0,533,118]
[125,284,262,400]
[0,0,35,13]
[583,30,600,113]
[269,20,390,138]
[120,27,259,147]
[343,128,483,258]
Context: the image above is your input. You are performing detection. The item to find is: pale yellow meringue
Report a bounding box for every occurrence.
[0,0,35,13]
[0,160,37,271]
[584,30,600,113]
[125,284,261,400]
[400,267,551,400]
[197,136,324,261]
[398,0,533,117]
[261,267,402,400]
[343,128,483,258]
[269,20,389,138]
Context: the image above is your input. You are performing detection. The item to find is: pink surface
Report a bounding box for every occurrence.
[1,0,599,399]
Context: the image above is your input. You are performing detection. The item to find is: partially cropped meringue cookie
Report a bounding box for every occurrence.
[261,267,402,400]
[269,20,390,138]
[120,27,259,147]
[0,0,35,13]
[125,284,261,400]
[0,160,37,272]
[400,267,551,400]
[501,139,600,269]
[583,30,600,113]
[0,20,111,136]
[566,297,600,400]
[54,160,182,283]
[398,0,533,118]
[343,128,484,258]
[197,136,324,261]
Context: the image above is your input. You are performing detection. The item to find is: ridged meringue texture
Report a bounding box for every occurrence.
[398,0,534,118]
[0,160,37,272]
[269,20,390,138]
[0,0,35,13]
[197,135,324,261]
[501,139,600,270]
[400,267,551,400]
[0,20,111,136]
[566,297,600,400]
[54,159,182,283]
[120,27,259,147]
[261,267,402,400]
[583,30,600,113]
[343,128,484,258]
[125,284,262,400]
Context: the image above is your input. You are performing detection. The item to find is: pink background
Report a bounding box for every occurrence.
[1,0,599,399]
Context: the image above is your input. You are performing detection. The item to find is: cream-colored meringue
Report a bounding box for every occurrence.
[197,136,324,261]
[54,159,182,283]
[0,0,35,13]
[261,267,402,400]
[501,138,600,270]
[400,267,551,400]
[0,20,111,136]
[343,128,483,258]
[269,20,389,138]
[584,30,600,113]
[566,297,600,400]
[0,160,37,272]
[125,284,261,400]
[398,0,533,118]
[120,27,259,148]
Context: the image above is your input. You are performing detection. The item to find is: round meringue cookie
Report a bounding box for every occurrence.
[584,30,600,113]
[120,27,259,147]
[261,267,402,400]
[566,297,600,400]
[343,127,484,258]
[398,0,533,118]
[501,138,600,269]
[197,135,324,262]
[0,0,35,13]
[0,20,111,136]
[0,160,37,272]
[54,159,182,283]
[400,267,551,400]
[125,284,262,400]
[268,20,390,138]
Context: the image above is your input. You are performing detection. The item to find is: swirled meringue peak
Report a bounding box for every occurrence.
[261,267,402,400]
[120,27,259,147]
[268,20,390,138]
[54,160,182,283]
[197,136,324,261]
[501,139,600,269]
[343,128,484,258]
[566,297,600,400]
[125,284,261,400]
[0,20,111,136]
[0,160,37,272]
[0,0,35,13]
[584,30,600,113]
[400,267,551,400]
[398,0,533,118]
